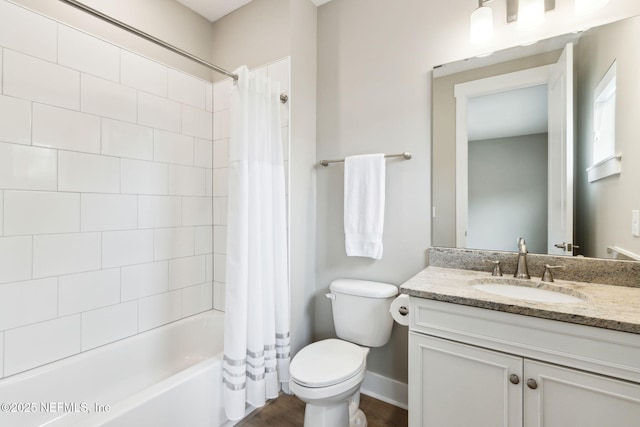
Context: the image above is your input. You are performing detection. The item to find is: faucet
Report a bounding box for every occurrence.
[514,237,531,279]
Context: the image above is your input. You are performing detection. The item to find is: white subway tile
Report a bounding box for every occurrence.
[182,197,213,226]
[81,74,137,122]
[33,103,100,153]
[0,236,32,284]
[4,315,81,376]
[102,119,153,161]
[212,168,228,197]
[138,92,181,133]
[0,191,3,236]
[213,225,227,255]
[182,282,212,317]
[154,129,194,166]
[3,50,79,110]
[0,278,57,331]
[205,254,213,282]
[182,104,213,140]
[81,301,137,351]
[0,1,57,62]
[58,151,120,193]
[169,165,205,196]
[213,197,228,225]
[138,290,181,332]
[121,50,167,97]
[213,254,226,283]
[168,69,206,109]
[0,143,56,191]
[213,80,231,112]
[81,194,137,232]
[58,25,120,82]
[138,196,181,229]
[4,191,80,236]
[102,230,153,268]
[169,255,206,290]
[121,261,168,301]
[58,268,120,316]
[0,95,31,145]
[194,138,213,168]
[33,232,101,278]
[205,83,213,112]
[194,226,213,255]
[212,139,229,169]
[121,159,168,195]
[213,109,230,141]
[268,58,290,93]
[154,227,194,261]
[213,282,226,311]
[205,169,213,197]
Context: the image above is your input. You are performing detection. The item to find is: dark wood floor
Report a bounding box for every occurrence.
[235,393,408,427]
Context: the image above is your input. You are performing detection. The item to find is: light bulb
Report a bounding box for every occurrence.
[470,5,494,44]
[518,0,545,30]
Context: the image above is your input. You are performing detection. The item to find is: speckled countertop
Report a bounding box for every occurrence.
[400,266,640,334]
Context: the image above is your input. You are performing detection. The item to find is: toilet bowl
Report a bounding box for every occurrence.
[289,279,398,427]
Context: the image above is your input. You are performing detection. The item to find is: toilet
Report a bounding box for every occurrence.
[289,279,398,427]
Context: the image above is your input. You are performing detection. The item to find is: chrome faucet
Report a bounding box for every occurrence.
[514,237,531,279]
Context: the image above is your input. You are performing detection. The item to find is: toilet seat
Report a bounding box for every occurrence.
[290,339,365,388]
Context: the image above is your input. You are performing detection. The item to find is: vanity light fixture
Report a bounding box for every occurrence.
[470,0,494,44]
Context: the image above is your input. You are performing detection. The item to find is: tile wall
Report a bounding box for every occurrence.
[0,0,290,379]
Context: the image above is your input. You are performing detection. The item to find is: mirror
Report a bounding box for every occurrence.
[432,14,640,260]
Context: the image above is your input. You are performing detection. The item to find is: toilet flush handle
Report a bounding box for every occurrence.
[325,293,336,300]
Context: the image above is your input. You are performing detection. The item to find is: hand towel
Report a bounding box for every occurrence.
[344,153,386,259]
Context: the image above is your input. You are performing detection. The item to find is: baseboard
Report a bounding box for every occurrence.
[360,370,408,410]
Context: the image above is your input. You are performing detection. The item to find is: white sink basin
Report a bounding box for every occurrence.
[472,281,585,304]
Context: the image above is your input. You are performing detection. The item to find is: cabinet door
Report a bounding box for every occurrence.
[409,332,523,427]
[524,360,640,427]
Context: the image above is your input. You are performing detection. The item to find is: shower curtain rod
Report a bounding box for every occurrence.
[58,0,289,104]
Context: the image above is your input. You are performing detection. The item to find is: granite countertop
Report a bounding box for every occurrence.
[400,266,640,334]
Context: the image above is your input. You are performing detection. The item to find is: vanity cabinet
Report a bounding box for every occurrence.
[408,298,640,427]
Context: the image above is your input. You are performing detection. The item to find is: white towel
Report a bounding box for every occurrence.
[344,153,386,259]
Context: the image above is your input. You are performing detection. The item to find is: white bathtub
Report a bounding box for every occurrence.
[0,310,232,427]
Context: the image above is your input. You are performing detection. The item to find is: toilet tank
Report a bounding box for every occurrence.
[328,279,398,347]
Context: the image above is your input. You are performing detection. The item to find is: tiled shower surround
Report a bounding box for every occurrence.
[0,0,290,378]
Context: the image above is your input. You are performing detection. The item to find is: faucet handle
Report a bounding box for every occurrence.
[483,259,503,277]
[541,264,565,282]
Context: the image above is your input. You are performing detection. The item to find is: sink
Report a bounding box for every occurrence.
[470,278,586,304]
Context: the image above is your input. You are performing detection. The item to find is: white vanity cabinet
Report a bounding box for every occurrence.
[408,298,640,427]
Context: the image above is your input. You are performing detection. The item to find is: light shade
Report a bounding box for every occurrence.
[518,0,545,30]
[470,5,494,44]
[575,0,610,14]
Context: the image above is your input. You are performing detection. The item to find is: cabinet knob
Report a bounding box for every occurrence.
[509,374,520,385]
[527,378,538,389]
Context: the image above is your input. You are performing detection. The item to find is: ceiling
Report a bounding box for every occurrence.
[176,0,332,23]
[467,84,548,142]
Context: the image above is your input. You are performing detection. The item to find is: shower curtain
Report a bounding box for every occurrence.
[223,66,290,421]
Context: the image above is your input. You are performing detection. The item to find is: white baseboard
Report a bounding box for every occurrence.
[360,370,408,410]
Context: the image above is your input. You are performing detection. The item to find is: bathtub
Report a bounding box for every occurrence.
[0,310,234,427]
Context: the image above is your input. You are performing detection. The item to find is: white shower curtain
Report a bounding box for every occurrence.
[223,66,290,421]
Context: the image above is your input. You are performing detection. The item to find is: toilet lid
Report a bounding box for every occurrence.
[290,339,365,388]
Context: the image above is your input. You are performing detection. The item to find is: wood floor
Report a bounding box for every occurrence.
[235,393,408,427]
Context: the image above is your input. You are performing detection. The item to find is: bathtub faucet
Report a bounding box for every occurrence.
[514,237,530,279]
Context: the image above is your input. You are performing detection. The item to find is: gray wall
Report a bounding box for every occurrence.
[576,16,640,258]
[468,134,548,254]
